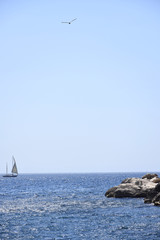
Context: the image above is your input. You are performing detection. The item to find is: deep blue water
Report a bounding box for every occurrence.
[0,173,160,240]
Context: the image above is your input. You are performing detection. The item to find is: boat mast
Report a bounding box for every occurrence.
[6,163,8,174]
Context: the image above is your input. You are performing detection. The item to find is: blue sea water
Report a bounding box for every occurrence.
[0,173,160,240]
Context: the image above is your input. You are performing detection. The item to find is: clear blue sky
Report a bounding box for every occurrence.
[0,0,160,173]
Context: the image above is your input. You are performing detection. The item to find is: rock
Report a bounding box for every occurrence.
[155,182,160,192]
[105,173,160,206]
[105,186,118,198]
[154,201,160,206]
[142,173,158,180]
[152,192,160,202]
[105,176,157,199]
[152,191,160,206]
[152,178,160,183]
[144,188,158,204]
[144,183,160,205]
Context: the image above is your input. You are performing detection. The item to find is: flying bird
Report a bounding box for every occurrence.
[61,18,77,24]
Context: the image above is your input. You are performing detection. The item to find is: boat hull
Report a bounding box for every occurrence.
[3,174,18,177]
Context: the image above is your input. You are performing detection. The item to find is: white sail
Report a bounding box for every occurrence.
[3,156,18,177]
[11,156,18,174]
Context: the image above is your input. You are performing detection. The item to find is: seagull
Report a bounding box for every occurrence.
[61,18,77,24]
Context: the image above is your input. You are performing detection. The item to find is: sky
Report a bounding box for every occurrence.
[0,0,160,173]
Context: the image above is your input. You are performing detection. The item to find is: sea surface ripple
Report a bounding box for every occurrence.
[0,173,160,239]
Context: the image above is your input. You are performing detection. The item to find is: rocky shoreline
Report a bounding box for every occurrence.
[105,173,160,206]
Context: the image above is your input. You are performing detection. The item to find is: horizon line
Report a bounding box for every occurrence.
[0,171,159,175]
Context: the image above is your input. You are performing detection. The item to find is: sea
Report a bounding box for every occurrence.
[0,173,160,240]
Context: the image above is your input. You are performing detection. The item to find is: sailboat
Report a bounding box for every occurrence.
[3,156,18,177]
